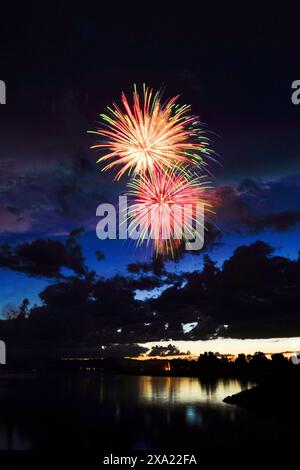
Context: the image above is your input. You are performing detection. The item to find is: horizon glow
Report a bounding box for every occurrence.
[139,336,300,357]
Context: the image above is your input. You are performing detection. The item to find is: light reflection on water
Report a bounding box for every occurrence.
[185,406,203,425]
[1,373,291,451]
[135,376,253,405]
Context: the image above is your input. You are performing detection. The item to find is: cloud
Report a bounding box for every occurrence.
[128,255,166,276]
[6,206,23,216]
[216,173,300,234]
[0,228,86,277]
[0,148,110,238]
[0,205,30,234]
[101,344,149,358]
[127,276,165,291]
[95,250,105,261]
[2,141,300,245]
[147,344,191,357]
[160,222,222,262]
[2,237,300,345]
[249,211,300,232]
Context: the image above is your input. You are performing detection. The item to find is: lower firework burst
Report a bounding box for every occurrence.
[126,169,212,257]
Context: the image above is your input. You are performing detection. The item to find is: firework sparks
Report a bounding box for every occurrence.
[126,169,212,257]
[90,84,211,180]
[90,84,216,257]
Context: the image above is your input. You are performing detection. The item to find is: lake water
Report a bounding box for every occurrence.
[0,373,298,450]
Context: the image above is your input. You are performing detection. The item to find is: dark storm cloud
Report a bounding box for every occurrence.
[128,255,166,276]
[127,256,186,291]
[0,229,86,277]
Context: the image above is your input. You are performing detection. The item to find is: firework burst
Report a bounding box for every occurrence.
[90,84,212,180]
[126,169,212,257]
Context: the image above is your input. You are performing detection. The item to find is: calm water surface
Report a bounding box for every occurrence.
[0,373,298,450]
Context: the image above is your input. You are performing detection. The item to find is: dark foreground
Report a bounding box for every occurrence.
[224,373,300,418]
[0,372,300,452]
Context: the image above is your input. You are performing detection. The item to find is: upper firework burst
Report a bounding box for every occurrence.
[90,84,212,180]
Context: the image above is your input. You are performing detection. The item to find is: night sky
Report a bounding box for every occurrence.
[0,3,300,340]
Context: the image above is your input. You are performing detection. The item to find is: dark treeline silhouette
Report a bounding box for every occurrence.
[17,351,297,382]
[1,232,300,367]
[173,351,298,379]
